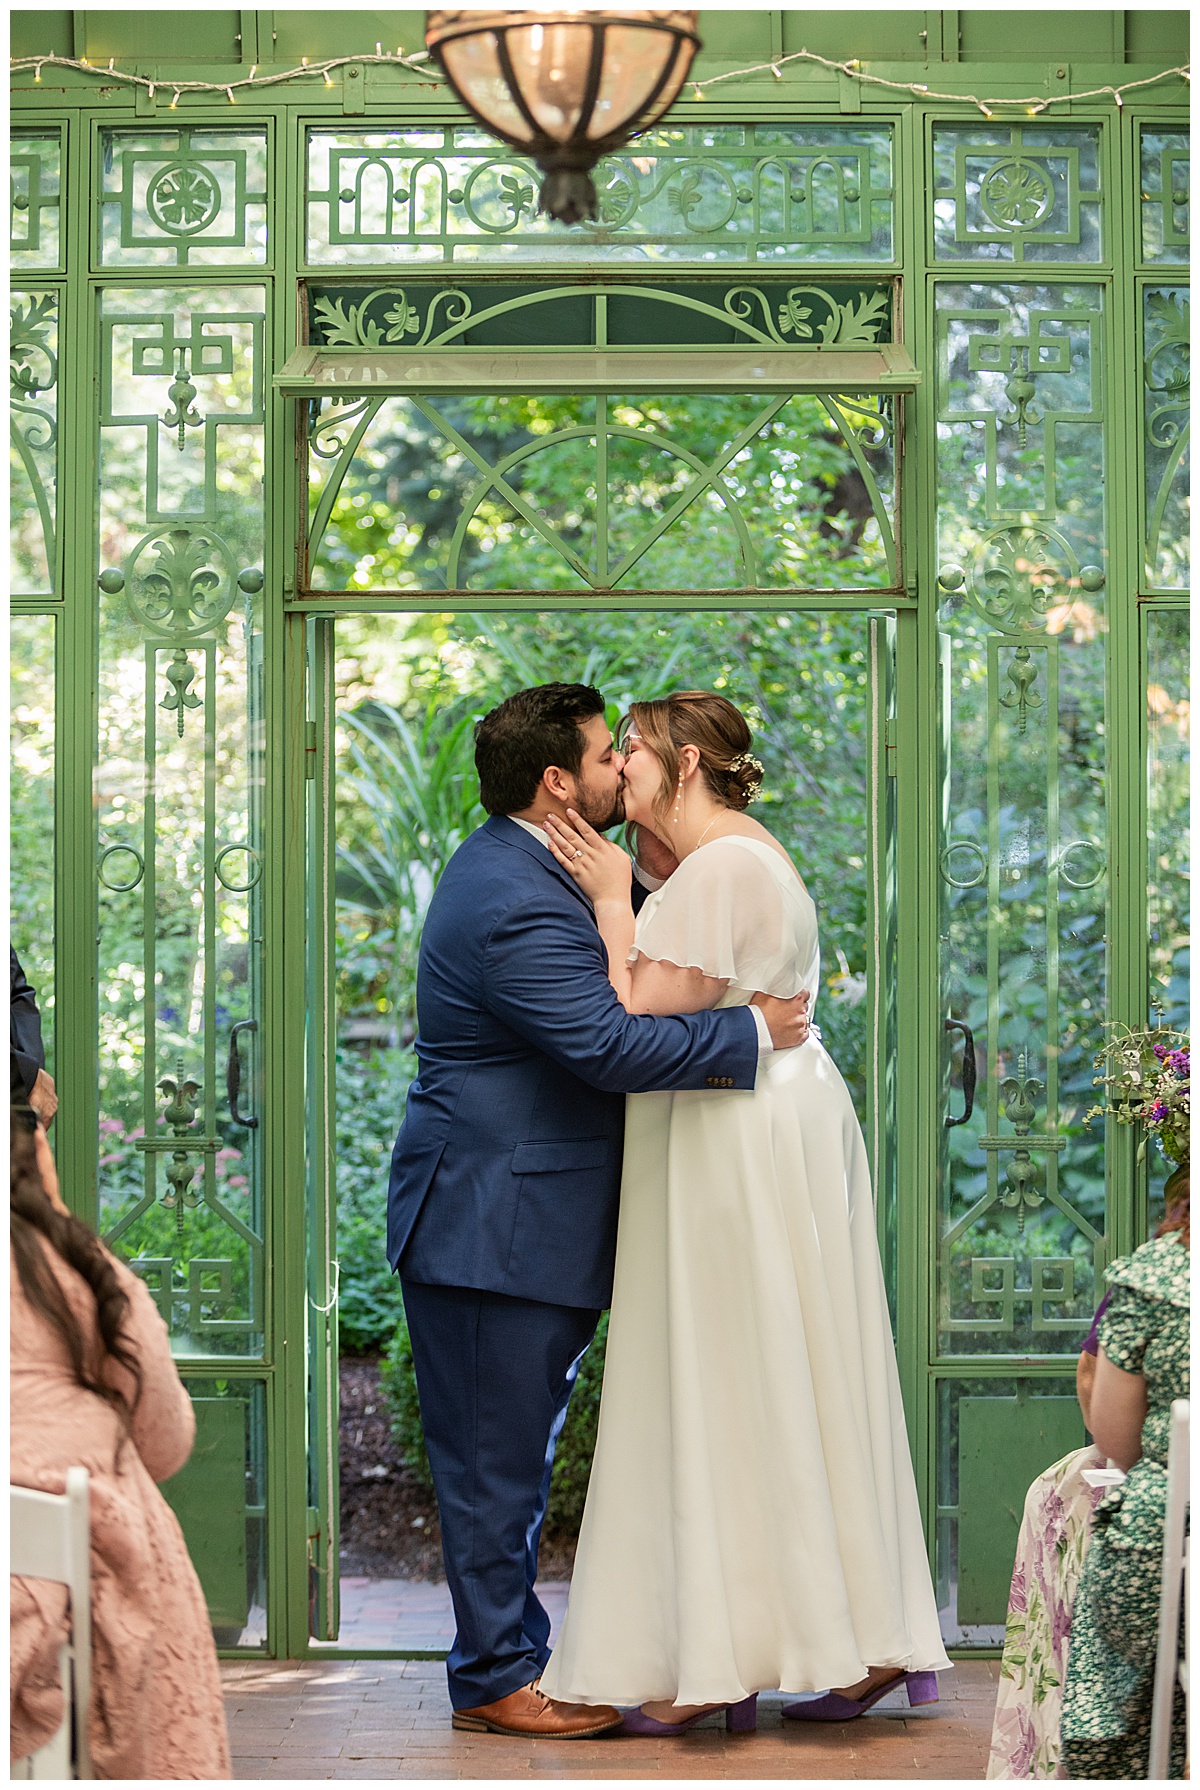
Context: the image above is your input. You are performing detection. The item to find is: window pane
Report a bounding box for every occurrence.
[932,126,1102,264]
[100,129,268,267]
[308,391,896,594]
[306,124,895,265]
[11,289,59,596]
[10,131,63,271]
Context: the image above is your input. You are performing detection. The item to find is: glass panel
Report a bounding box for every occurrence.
[11,288,59,596]
[1143,285,1190,591]
[1140,128,1189,265]
[306,124,895,265]
[96,285,266,1358]
[11,614,56,1081]
[10,131,63,271]
[936,1376,1082,1647]
[100,128,268,268]
[1146,608,1190,1228]
[932,126,1102,264]
[935,281,1107,1358]
[168,1378,268,1648]
[308,391,896,594]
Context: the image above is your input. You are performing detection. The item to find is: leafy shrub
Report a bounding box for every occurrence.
[335,1044,415,1352]
[381,1304,609,1538]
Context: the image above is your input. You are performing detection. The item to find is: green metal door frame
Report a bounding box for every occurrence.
[10,11,1187,1659]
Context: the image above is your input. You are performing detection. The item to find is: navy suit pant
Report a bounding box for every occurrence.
[400,1277,600,1710]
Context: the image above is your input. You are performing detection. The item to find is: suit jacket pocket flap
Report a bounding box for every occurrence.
[511,1138,608,1175]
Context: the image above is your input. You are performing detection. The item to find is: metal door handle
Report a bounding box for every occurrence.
[944,1018,976,1128]
[227,1020,259,1129]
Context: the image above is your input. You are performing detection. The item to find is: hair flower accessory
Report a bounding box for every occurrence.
[728,752,764,777]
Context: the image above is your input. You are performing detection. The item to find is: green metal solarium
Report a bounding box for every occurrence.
[9,7,1189,1658]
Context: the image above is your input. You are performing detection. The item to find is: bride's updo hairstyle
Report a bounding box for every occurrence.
[628,691,764,824]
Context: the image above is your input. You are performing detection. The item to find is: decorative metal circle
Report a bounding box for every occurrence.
[146,160,222,236]
[339,188,355,203]
[964,524,1079,633]
[979,157,1054,231]
[237,566,264,594]
[1079,564,1106,592]
[98,843,145,892]
[215,844,262,892]
[124,525,238,641]
[937,564,966,592]
[97,567,125,594]
[1056,839,1105,890]
[940,840,987,889]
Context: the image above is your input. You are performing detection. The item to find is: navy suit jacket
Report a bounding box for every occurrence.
[387,815,760,1310]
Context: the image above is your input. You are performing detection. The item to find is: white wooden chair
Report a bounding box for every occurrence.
[1148,1399,1189,1779]
[10,1468,92,1780]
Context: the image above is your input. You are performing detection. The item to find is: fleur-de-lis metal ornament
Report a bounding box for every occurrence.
[160,646,202,736]
[999,644,1043,736]
[1000,1051,1046,1232]
[163,346,202,451]
[159,1058,202,1239]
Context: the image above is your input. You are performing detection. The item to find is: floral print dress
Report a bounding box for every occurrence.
[986,1444,1106,1778]
[1060,1234,1190,1780]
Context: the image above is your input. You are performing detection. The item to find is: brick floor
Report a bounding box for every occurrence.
[223,1659,999,1780]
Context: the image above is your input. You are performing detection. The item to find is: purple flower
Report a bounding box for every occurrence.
[1051,1589,1075,1653]
[1150,1102,1170,1123]
[1012,1711,1037,1776]
[1009,1559,1028,1614]
[1154,1043,1169,1060]
[1167,1049,1189,1078]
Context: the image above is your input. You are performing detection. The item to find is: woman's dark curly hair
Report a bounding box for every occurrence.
[10,1089,142,1445]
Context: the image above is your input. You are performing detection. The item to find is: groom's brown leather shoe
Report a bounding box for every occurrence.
[451,1679,622,1737]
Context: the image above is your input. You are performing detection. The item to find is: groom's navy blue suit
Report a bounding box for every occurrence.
[388,815,759,1708]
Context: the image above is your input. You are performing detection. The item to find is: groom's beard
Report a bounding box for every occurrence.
[572,779,626,833]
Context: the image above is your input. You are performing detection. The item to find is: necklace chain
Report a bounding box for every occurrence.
[694,814,724,853]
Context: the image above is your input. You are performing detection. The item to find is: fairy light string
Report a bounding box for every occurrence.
[9,47,1189,117]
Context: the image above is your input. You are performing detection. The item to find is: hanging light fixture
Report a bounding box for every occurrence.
[425,9,701,225]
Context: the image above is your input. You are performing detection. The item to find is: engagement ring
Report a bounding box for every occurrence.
[574,849,583,859]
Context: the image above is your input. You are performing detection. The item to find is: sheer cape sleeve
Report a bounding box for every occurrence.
[629,838,808,999]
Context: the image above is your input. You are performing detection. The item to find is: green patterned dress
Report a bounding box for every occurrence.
[1060,1233,1190,1779]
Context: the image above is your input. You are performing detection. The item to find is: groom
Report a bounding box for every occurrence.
[387,683,810,1737]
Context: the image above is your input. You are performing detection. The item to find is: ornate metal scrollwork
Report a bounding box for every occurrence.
[124,524,238,639]
[158,1059,203,1239]
[999,1052,1046,1232]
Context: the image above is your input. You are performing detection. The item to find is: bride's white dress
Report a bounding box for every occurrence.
[540,835,950,1705]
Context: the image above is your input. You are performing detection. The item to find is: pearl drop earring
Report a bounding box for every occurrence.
[671,765,685,826]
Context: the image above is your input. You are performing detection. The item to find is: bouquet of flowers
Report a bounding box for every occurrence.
[1087,1024,1190,1166]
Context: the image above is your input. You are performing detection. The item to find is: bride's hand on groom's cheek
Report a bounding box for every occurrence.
[545,811,633,903]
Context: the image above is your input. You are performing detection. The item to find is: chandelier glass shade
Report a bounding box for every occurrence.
[425,10,701,223]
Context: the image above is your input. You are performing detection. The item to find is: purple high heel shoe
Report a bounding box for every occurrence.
[783,1670,939,1723]
[620,1693,757,1736]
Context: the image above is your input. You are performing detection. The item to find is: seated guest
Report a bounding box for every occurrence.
[1060,1166,1189,1779]
[10,1092,230,1778]
[986,1298,1109,1778]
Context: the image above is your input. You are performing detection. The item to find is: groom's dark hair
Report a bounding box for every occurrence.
[475,683,606,815]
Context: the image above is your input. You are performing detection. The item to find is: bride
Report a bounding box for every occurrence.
[537,690,949,1734]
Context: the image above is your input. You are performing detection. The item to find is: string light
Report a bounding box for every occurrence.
[7,48,1187,118]
[7,48,445,99]
[689,43,1188,117]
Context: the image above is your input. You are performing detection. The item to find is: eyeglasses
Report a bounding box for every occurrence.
[614,717,641,754]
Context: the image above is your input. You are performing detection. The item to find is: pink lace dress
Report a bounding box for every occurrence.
[10,1239,230,1778]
